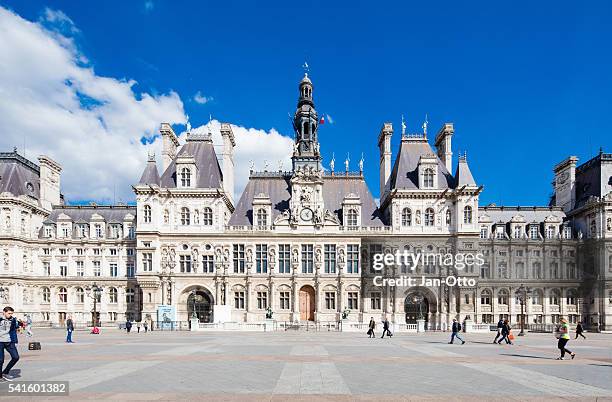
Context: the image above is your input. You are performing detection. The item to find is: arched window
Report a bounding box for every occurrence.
[424,208,434,226]
[75,287,84,303]
[446,209,452,225]
[109,287,118,304]
[202,207,213,226]
[143,205,151,223]
[256,208,268,227]
[346,209,358,227]
[41,287,50,303]
[180,167,191,187]
[566,289,577,305]
[480,289,491,305]
[401,208,412,226]
[58,287,67,303]
[423,168,434,188]
[531,289,543,305]
[463,205,472,224]
[497,289,509,305]
[180,207,190,225]
[126,288,135,304]
[163,209,169,224]
[550,289,561,305]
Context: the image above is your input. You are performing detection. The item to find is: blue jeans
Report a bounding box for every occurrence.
[66,329,73,342]
[1,342,20,374]
[450,332,464,343]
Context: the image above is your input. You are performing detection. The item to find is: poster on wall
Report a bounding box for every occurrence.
[157,305,176,330]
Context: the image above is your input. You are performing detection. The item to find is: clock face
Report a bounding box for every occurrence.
[300,208,313,221]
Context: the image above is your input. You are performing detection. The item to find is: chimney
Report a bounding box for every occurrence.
[220,123,236,205]
[160,123,179,172]
[38,155,62,210]
[553,156,578,213]
[434,123,454,172]
[378,122,393,200]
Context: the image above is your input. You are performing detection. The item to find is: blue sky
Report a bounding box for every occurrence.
[1,0,611,205]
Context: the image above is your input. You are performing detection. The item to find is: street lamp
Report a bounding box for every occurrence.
[413,295,424,320]
[86,283,103,327]
[514,284,532,336]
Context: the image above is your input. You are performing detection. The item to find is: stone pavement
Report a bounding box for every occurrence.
[0,328,611,401]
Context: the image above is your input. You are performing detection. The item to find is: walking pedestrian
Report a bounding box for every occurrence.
[380,317,392,338]
[493,318,504,343]
[66,315,74,343]
[575,322,586,339]
[125,320,132,334]
[24,314,33,338]
[449,319,465,344]
[367,317,376,338]
[137,322,141,333]
[497,319,513,345]
[0,306,20,381]
[143,321,148,333]
[556,317,575,360]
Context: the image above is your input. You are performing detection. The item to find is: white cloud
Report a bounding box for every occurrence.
[189,121,294,201]
[40,8,78,33]
[193,91,213,104]
[326,113,334,124]
[0,6,186,203]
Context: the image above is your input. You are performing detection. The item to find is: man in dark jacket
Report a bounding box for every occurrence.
[367,317,376,338]
[449,319,465,344]
[493,319,504,343]
[0,306,20,381]
[381,317,392,338]
[66,316,75,343]
[125,320,132,333]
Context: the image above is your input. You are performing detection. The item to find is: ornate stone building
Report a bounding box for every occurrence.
[0,73,610,330]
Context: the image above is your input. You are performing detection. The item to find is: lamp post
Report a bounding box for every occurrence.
[413,295,424,320]
[86,283,103,327]
[514,284,531,336]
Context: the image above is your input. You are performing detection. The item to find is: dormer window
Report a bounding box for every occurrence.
[423,168,434,188]
[401,208,412,227]
[180,167,191,187]
[202,207,213,226]
[256,208,268,227]
[181,207,190,225]
[78,224,87,238]
[546,226,556,239]
[529,225,539,240]
[95,224,103,238]
[424,208,435,226]
[346,209,358,227]
[563,226,572,239]
[463,206,472,224]
[44,226,53,238]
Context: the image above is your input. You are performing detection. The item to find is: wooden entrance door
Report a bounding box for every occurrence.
[299,286,315,321]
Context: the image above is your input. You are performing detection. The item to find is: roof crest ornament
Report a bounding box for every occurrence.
[401,114,406,136]
[330,153,335,175]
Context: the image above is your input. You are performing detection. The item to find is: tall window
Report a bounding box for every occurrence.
[347,292,358,310]
[532,289,543,305]
[301,244,314,273]
[324,244,336,274]
[143,205,151,223]
[233,244,245,273]
[60,265,67,277]
[550,289,560,305]
[480,227,489,239]
[93,261,101,276]
[346,209,358,227]
[347,244,359,273]
[546,226,556,239]
[256,208,268,227]
[109,287,118,303]
[58,287,68,303]
[142,253,153,272]
[424,208,434,226]
[463,205,472,224]
[126,262,135,277]
[202,255,214,273]
[566,289,577,305]
[234,291,245,309]
[370,292,381,310]
[423,168,434,188]
[180,167,191,187]
[179,255,192,273]
[109,263,118,277]
[256,291,268,309]
[278,244,291,274]
[401,208,412,226]
[279,291,290,309]
[325,292,336,310]
[563,226,572,239]
[41,287,50,303]
[256,244,268,273]
[75,287,84,303]
[529,225,539,240]
[480,289,491,305]
[497,289,509,305]
[202,207,213,226]
[181,207,190,225]
[95,224,103,238]
[126,288,135,303]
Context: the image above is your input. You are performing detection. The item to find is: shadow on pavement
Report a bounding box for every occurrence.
[500,353,551,360]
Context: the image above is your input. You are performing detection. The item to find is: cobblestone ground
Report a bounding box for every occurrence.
[0,328,611,401]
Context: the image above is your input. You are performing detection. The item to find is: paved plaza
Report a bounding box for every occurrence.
[0,328,611,401]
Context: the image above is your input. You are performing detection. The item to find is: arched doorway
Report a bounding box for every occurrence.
[187,290,213,323]
[299,285,315,321]
[405,294,430,324]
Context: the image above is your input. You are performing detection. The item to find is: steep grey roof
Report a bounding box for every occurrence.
[455,157,477,186]
[478,206,565,224]
[138,160,160,186]
[387,138,454,190]
[45,205,136,223]
[0,151,40,200]
[229,174,385,226]
[159,137,223,189]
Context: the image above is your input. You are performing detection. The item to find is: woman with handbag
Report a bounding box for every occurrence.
[556,318,575,360]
